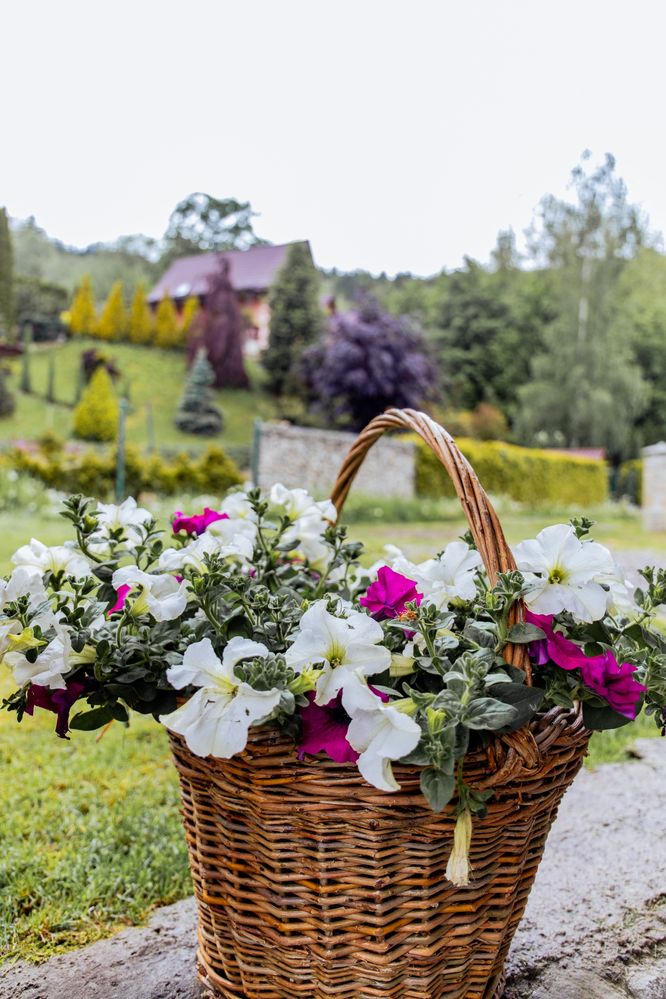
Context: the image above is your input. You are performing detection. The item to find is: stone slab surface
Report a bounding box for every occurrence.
[1,739,665,999]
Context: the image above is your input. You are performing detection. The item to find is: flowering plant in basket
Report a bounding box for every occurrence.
[2,487,666,883]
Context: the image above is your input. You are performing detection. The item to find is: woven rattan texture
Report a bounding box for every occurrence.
[171,709,588,999]
[169,409,591,997]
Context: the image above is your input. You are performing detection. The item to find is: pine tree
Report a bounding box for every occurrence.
[263,242,321,397]
[128,282,153,344]
[68,275,97,336]
[175,347,223,435]
[180,295,200,338]
[154,292,180,348]
[97,281,127,340]
[188,258,248,388]
[73,366,119,441]
[0,207,14,334]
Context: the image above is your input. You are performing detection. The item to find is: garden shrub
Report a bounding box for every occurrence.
[414,436,608,506]
[9,441,242,499]
[73,367,119,442]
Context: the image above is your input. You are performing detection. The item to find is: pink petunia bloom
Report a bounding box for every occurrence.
[297,687,390,763]
[360,566,423,619]
[25,679,88,738]
[526,610,646,719]
[108,583,132,616]
[172,508,229,537]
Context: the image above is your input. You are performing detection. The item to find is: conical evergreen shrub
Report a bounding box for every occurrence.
[73,366,119,442]
[174,348,223,435]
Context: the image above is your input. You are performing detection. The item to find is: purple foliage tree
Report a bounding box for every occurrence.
[188,257,249,389]
[302,299,436,430]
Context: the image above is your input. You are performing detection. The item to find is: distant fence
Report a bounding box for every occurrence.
[252,421,415,498]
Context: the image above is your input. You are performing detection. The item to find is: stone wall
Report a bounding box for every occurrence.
[642,441,666,532]
[254,422,415,498]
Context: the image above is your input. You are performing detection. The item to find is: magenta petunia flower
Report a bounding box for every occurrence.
[172,508,228,537]
[526,610,646,719]
[25,680,88,738]
[297,687,390,763]
[360,565,423,619]
[108,583,132,616]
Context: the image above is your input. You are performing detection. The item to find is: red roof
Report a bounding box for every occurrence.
[148,242,309,303]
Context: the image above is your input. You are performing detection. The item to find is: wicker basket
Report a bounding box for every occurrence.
[169,409,590,999]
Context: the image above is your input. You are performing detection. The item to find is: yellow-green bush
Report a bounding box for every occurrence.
[9,442,242,499]
[414,437,608,506]
[72,367,120,442]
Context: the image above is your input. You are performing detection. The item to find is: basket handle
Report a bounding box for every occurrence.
[331,408,530,679]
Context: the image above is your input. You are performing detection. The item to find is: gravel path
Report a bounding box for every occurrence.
[2,738,665,999]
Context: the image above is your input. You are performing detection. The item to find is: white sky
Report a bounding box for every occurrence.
[3,0,666,276]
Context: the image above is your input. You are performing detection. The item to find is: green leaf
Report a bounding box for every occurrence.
[69,705,116,731]
[582,703,634,731]
[507,623,546,644]
[463,697,518,730]
[420,768,455,813]
[491,682,545,732]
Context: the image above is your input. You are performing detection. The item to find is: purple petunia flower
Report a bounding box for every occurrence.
[25,680,89,738]
[297,687,390,763]
[526,610,646,719]
[360,565,423,620]
[172,508,229,537]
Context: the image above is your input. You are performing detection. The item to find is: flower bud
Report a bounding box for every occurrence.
[446,808,473,887]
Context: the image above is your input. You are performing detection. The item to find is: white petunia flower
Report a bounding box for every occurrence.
[160,636,282,758]
[206,514,257,548]
[159,531,253,573]
[12,540,91,579]
[514,524,620,623]
[347,697,421,792]
[285,600,390,710]
[219,491,257,522]
[89,497,152,553]
[6,631,72,690]
[111,566,188,621]
[388,541,483,609]
[269,484,336,525]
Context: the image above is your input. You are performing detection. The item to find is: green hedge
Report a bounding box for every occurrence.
[8,443,243,499]
[414,437,608,506]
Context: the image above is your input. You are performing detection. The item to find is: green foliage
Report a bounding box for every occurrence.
[161,192,263,266]
[432,260,554,415]
[175,348,223,435]
[617,458,642,505]
[263,242,321,396]
[11,217,158,299]
[516,153,647,461]
[14,275,67,341]
[72,366,119,442]
[68,274,97,336]
[10,440,242,498]
[154,292,181,349]
[414,436,609,506]
[96,280,127,341]
[0,207,14,333]
[128,282,154,345]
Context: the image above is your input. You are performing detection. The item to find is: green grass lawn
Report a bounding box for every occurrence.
[0,502,663,964]
[4,339,278,452]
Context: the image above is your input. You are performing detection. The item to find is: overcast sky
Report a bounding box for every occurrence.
[3,0,666,275]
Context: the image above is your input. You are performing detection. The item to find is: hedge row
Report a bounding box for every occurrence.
[414,437,608,506]
[617,458,642,505]
[9,443,242,499]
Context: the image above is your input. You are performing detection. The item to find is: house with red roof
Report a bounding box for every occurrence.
[148,241,311,355]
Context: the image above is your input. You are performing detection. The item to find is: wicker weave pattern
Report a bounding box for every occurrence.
[169,409,591,998]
